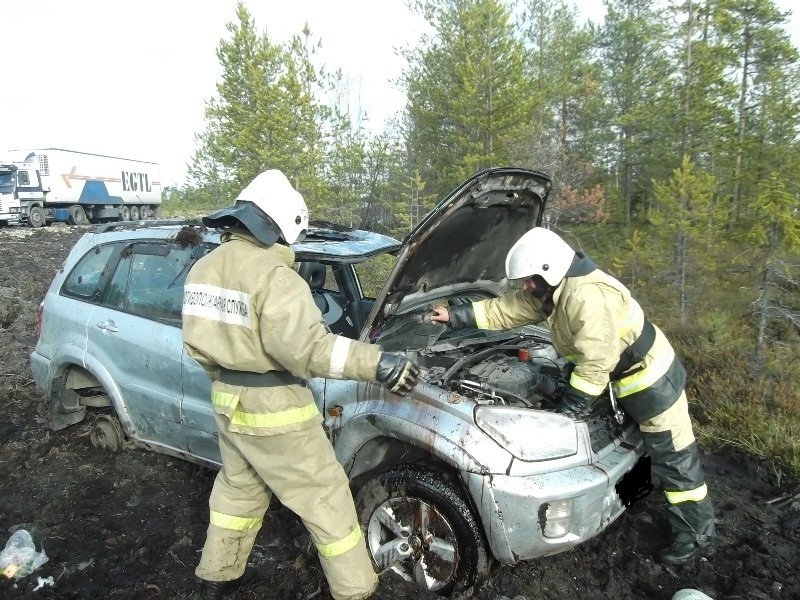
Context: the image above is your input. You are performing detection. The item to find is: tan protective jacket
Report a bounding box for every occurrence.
[183,232,381,436]
[473,269,674,401]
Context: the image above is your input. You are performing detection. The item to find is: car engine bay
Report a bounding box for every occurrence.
[374,304,631,450]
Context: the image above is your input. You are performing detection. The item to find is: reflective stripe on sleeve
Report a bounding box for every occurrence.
[329,336,351,379]
[473,302,490,330]
[618,301,643,338]
[229,402,320,429]
[665,483,708,505]
[210,509,262,531]
[315,525,362,558]
[569,372,607,396]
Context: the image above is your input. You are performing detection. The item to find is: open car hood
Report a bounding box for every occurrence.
[365,167,550,338]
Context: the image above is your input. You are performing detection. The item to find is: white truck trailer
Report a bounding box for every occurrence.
[0,148,161,227]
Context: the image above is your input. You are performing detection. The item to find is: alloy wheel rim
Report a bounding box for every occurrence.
[366,496,458,591]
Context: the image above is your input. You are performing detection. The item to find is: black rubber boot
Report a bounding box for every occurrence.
[198,568,259,599]
[657,540,702,565]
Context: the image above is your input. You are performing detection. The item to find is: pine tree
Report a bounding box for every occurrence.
[403,0,531,198]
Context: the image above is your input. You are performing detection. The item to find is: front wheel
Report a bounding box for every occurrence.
[355,467,491,595]
[28,206,45,228]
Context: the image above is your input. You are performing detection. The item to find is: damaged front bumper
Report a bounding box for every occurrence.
[462,430,644,564]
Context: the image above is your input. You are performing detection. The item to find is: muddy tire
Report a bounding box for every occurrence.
[355,466,490,595]
[28,206,45,228]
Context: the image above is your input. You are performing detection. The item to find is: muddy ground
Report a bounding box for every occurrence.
[0,224,798,600]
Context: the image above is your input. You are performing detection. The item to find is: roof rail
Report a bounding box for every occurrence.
[94,218,205,233]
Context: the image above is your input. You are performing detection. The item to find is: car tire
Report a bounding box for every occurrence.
[28,206,45,228]
[355,466,491,595]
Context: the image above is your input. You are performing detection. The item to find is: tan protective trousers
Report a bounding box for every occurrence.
[196,414,378,600]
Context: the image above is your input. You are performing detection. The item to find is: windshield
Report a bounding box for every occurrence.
[0,171,14,193]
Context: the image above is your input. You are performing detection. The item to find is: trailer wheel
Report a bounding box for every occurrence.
[140,206,151,219]
[129,206,140,221]
[119,206,131,221]
[68,205,88,225]
[28,206,45,228]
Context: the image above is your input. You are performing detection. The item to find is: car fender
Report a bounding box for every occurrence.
[335,381,513,476]
[60,348,138,438]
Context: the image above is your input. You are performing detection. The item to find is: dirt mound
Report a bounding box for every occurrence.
[0,225,797,600]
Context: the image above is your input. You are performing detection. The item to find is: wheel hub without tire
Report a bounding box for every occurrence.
[89,415,126,452]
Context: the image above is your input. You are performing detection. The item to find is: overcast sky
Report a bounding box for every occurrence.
[2,1,797,187]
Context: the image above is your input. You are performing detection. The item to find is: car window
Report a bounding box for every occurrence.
[62,243,121,301]
[324,266,339,292]
[105,242,199,324]
[355,254,397,299]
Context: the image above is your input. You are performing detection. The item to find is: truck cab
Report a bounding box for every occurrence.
[0,163,23,226]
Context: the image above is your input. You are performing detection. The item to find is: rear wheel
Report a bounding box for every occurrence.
[119,206,131,221]
[89,414,127,452]
[28,206,45,228]
[68,205,88,225]
[355,466,490,595]
[129,206,140,221]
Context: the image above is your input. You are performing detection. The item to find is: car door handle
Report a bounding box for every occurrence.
[96,320,119,333]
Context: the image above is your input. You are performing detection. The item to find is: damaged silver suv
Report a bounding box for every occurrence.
[31,168,648,593]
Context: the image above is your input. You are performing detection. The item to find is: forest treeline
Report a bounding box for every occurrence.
[164,0,799,476]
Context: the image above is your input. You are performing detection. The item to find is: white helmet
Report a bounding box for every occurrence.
[203,170,309,245]
[504,227,575,287]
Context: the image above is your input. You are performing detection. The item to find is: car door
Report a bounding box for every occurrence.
[86,240,191,452]
[180,330,330,464]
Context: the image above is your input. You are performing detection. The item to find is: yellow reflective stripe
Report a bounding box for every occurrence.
[665,484,708,504]
[617,302,642,338]
[569,372,607,396]
[613,335,674,398]
[329,336,351,379]
[230,402,320,428]
[210,509,262,531]
[473,302,490,330]
[211,390,239,409]
[316,525,362,558]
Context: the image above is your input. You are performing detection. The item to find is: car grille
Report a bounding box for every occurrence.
[586,408,632,453]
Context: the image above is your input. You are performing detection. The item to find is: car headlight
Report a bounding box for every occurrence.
[474,406,578,461]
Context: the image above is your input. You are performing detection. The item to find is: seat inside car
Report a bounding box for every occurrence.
[297,262,346,331]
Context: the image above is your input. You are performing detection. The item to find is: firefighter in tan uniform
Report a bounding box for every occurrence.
[182,170,420,600]
[431,227,715,565]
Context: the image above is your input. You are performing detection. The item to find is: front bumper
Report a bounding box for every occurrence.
[462,433,644,564]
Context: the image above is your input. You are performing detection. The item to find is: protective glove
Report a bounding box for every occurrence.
[447,304,477,330]
[375,352,421,396]
[553,385,596,418]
